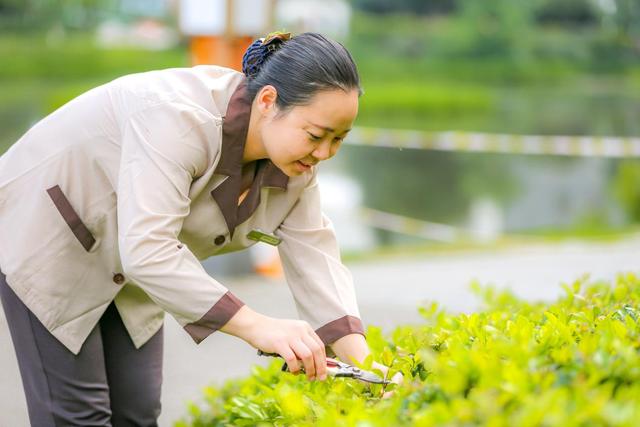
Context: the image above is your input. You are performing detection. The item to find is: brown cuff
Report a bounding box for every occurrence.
[315,315,366,345]
[184,291,245,344]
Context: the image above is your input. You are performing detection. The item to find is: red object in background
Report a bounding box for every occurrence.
[189,35,254,69]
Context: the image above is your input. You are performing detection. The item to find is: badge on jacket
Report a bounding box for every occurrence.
[247,229,282,246]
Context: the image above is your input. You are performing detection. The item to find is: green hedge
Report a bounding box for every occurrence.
[177,273,640,426]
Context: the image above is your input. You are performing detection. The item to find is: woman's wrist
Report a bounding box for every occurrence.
[220,304,264,341]
[329,333,371,366]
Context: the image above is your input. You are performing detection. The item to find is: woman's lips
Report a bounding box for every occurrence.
[296,160,312,172]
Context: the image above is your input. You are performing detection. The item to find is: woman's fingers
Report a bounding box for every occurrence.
[254,319,328,381]
[278,346,301,375]
[305,325,328,380]
[307,326,327,359]
[302,334,327,380]
[290,339,316,379]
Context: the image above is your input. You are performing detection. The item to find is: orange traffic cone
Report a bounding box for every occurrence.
[251,244,283,278]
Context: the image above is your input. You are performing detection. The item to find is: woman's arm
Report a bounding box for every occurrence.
[275,168,365,349]
[329,333,370,366]
[117,105,248,344]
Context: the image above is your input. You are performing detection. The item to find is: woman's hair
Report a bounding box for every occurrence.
[241,32,362,113]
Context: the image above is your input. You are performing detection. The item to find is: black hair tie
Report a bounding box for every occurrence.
[241,32,292,78]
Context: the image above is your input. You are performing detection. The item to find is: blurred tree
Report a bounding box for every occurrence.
[0,0,117,31]
[609,0,640,39]
[589,0,640,68]
[457,0,536,59]
[0,0,52,29]
[534,0,599,26]
[0,0,22,13]
[351,0,458,15]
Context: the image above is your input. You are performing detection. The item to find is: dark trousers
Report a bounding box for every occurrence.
[0,272,164,426]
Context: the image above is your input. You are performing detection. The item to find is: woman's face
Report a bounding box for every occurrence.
[257,87,359,177]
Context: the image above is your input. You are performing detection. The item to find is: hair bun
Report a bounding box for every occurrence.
[242,31,291,78]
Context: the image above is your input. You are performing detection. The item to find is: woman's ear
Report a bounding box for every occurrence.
[255,85,278,118]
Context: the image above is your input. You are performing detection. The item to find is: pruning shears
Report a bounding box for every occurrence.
[257,350,391,385]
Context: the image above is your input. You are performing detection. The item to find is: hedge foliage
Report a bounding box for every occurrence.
[177,273,640,426]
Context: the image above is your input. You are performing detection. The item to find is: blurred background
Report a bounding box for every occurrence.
[1,0,640,245]
[1,0,639,425]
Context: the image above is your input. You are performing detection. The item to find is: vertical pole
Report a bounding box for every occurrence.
[225,0,235,39]
[187,0,269,70]
[266,0,277,33]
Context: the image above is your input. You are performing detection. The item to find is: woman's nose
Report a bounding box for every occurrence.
[312,140,332,161]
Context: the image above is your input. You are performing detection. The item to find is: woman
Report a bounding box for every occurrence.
[0,32,399,425]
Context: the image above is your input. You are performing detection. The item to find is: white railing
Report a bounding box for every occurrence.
[347,127,640,158]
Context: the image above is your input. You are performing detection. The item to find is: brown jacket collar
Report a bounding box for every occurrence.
[211,79,289,238]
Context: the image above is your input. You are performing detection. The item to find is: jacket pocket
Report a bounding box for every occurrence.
[46,185,96,252]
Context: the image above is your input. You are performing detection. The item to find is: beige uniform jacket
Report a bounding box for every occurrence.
[0,65,365,355]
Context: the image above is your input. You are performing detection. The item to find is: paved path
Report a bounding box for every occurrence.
[1,237,638,426]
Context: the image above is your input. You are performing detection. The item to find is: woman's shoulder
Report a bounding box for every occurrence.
[109,66,244,118]
[112,65,241,95]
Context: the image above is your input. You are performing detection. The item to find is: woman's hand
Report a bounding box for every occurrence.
[371,361,404,399]
[220,305,328,382]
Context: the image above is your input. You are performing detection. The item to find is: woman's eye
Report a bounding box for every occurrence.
[307,133,321,141]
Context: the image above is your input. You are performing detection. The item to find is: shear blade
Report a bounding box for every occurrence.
[355,371,391,384]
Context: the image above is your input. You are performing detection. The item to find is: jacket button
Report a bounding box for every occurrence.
[113,273,125,285]
[214,235,226,245]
